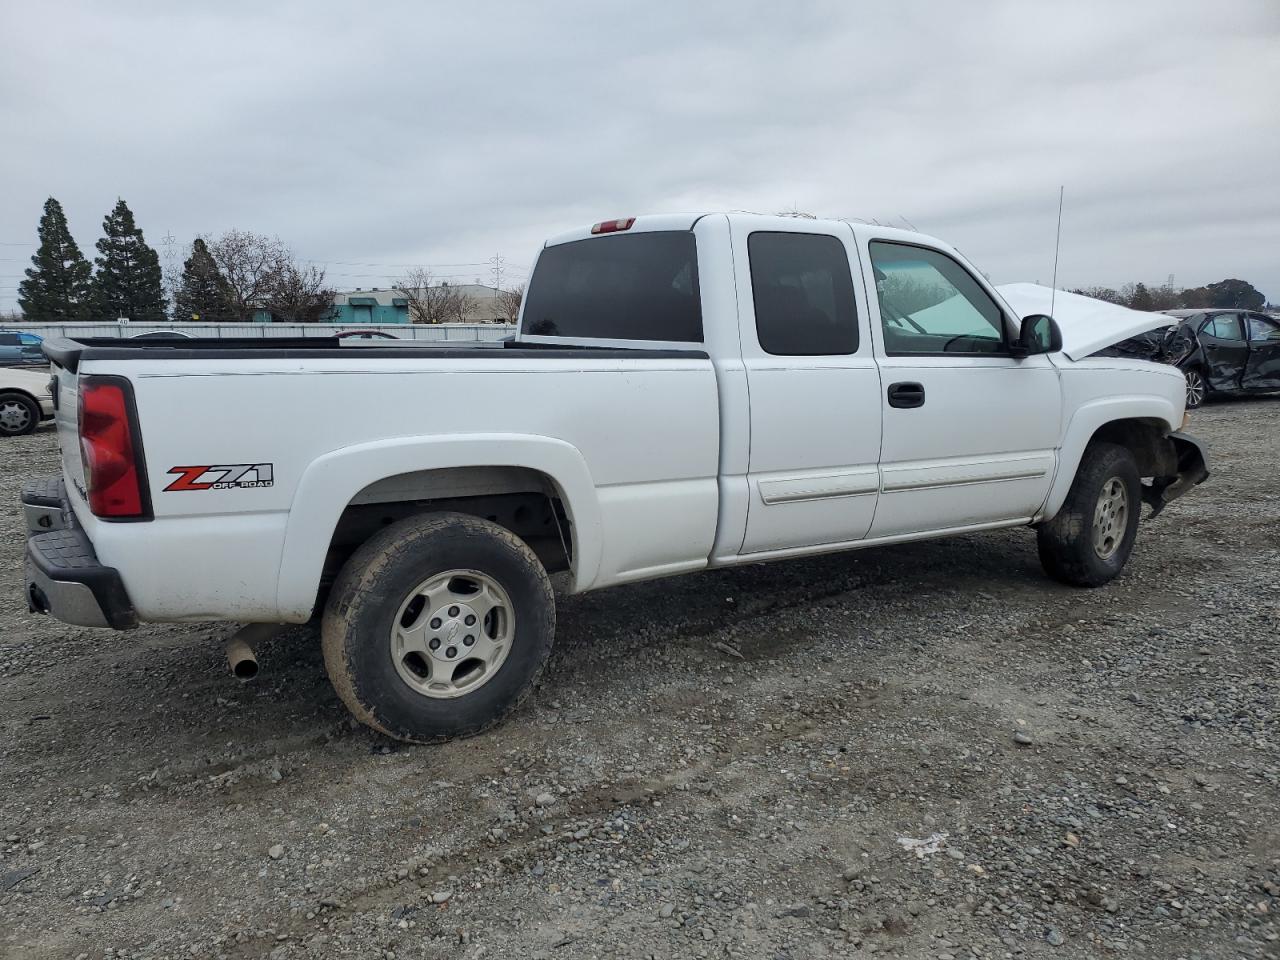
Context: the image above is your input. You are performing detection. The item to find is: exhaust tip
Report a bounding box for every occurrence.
[232,658,259,681]
[226,632,260,682]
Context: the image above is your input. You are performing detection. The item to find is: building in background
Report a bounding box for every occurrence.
[324,284,507,325]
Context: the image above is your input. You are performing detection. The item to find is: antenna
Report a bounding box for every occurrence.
[1049,186,1064,317]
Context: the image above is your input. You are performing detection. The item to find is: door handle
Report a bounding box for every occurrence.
[887,381,926,409]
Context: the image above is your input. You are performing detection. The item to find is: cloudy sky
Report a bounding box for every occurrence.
[3,0,1278,311]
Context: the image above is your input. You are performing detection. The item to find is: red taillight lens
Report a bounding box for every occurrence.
[590,217,635,235]
[78,377,149,519]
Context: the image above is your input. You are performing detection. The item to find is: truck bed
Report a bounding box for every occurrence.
[43,334,722,623]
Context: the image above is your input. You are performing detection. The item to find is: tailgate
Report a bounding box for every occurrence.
[49,360,86,503]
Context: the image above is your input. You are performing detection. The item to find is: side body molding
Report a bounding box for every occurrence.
[1038,396,1180,521]
[275,434,601,620]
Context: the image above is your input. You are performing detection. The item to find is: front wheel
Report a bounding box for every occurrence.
[321,512,555,742]
[1037,442,1141,587]
[0,392,39,437]
[1183,368,1207,409]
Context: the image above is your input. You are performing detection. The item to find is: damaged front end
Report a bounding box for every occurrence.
[1098,321,1197,366]
[1143,431,1210,518]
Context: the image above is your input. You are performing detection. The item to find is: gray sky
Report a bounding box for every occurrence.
[3,0,1278,311]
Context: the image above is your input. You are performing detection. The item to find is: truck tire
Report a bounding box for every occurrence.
[321,512,555,743]
[1036,442,1141,588]
[0,392,39,436]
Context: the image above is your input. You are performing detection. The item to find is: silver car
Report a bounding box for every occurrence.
[0,365,54,437]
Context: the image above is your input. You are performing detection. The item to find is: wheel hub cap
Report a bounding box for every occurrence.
[391,570,514,699]
[0,401,31,431]
[1092,477,1129,561]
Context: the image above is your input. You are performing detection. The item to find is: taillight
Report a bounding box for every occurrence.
[78,376,150,519]
[590,218,635,235]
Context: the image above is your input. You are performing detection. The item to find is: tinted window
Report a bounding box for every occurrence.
[748,232,857,355]
[1203,314,1243,341]
[1247,315,1280,342]
[0,333,18,346]
[869,242,1006,355]
[522,232,701,342]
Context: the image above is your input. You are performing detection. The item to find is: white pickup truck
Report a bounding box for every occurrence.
[23,213,1208,742]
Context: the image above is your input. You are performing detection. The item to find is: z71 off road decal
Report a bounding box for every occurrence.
[165,463,275,491]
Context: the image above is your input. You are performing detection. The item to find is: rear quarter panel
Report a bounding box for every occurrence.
[76,354,720,622]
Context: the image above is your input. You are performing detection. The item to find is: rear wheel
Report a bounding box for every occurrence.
[1037,442,1141,587]
[1183,368,1207,409]
[321,512,555,742]
[0,392,38,436]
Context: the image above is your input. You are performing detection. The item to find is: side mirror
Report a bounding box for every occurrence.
[1011,314,1062,357]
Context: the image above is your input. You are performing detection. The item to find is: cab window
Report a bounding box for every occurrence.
[748,232,858,355]
[868,242,1006,355]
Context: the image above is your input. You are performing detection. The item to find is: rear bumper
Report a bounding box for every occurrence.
[21,477,137,630]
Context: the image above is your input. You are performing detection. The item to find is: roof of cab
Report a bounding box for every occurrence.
[543,212,949,250]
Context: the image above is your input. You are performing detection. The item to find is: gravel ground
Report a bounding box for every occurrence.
[2,399,1277,960]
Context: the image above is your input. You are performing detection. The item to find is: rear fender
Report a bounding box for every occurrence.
[275,434,601,619]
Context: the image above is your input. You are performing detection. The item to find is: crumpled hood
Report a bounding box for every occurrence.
[995,282,1177,361]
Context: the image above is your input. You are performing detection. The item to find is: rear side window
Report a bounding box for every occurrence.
[748,232,858,356]
[521,232,701,342]
[0,333,18,346]
[1246,315,1280,342]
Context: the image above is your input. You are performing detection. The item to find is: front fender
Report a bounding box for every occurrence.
[1040,396,1180,520]
[275,433,602,620]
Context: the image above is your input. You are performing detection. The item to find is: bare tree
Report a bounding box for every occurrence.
[263,262,335,323]
[446,287,474,324]
[496,284,524,324]
[394,268,471,324]
[207,230,290,321]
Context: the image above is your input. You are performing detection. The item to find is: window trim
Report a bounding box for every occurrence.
[867,239,1013,358]
[746,229,859,357]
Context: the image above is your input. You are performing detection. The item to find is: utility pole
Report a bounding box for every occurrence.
[488,253,505,298]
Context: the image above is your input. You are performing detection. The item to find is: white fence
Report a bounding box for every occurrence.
[6,321,517,342]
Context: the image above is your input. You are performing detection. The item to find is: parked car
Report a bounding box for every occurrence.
[131,330,196,340]
[1104,309,1280,408]
[0,364,54,436]
[0,330,45,365]
[22,213,1208,743]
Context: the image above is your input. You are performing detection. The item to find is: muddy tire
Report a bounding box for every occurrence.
[1037,442,1141,588]
[321,512,555,743]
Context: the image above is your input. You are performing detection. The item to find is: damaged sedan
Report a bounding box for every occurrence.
[1102,309,1280,408]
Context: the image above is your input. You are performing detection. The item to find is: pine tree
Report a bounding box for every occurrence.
[90,199,166,322]
[172,238,234,322]
[16,197,93,321]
